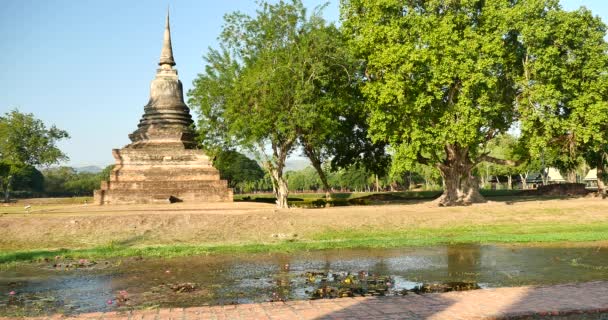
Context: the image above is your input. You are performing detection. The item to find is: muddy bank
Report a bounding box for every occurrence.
[2,198,608,251]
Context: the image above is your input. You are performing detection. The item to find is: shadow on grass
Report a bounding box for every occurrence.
[487,194,588,204]
[236,190,584,207]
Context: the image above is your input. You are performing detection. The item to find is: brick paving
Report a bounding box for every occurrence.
[3,281,608,320]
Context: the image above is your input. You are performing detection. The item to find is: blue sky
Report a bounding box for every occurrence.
[0,0,603,168]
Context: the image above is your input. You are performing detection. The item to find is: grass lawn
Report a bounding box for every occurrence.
[0,193,606,265]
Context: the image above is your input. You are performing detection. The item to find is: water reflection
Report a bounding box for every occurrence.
[1,243,608,316]
[447,244,481,281]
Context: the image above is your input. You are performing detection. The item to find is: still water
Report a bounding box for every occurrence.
[1,243,608,316]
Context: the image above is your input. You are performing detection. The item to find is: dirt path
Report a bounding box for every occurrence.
[1,198,607,251]
[2,281,608,319]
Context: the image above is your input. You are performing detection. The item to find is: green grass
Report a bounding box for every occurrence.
[18,196,93,204]
[3,221,608,266]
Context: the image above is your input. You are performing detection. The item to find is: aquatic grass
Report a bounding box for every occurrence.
[3,222,608,266]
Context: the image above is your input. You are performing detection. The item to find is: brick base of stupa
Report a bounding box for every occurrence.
[94,148,232,205]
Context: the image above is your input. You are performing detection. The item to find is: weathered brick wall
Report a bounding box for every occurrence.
[94,148,233,205]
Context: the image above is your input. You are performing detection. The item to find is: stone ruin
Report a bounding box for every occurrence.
[94,12,232,205]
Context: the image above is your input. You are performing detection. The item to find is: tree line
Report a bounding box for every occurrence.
[0,109,118,200]
[3,0,607,207]
[188,0,608,207]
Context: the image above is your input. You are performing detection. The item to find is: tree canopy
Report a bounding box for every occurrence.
[186,0,608,206]
[0,110,69,201]
[340,0,608,204]
[213,150,265,192]
[516,5,608,193]
[189,0,365,207]
[0,109,69,167]
[341,0,525,205]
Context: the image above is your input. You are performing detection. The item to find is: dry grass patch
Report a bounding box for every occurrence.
[1,197,607,255]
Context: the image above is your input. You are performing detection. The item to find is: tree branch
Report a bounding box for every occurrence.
[417,153,431,165]
[478,154,522,166]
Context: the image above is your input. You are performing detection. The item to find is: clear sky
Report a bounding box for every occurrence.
[0,0,603,168]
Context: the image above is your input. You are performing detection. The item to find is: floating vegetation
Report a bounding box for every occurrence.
[305,271,395,299]
[303,271,480,299]
[169,283,198,293]
[0,291,71,317]
[570,258,608,271]
[38,257,113,271]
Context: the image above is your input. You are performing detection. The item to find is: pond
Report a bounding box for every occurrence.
[1,243,608,316]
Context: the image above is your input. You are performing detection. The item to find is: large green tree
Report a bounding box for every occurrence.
[213,150,265,193]
[190,0,358,207]
[517,5,608,193]
[341,0,525,205]
[0,110,69,201]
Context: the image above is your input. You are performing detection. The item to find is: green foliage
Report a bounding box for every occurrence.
[43,167,105,197]
[340,0,528,205]
[517,5,608,179]
[342,0,521,168]
[287,166,322,191]
[341,0,608,202]
[284,163,444,193]
[390,151,442,190]
[189,0,392,205]
[10,165,44,193]
[329,165,373,191]
[0,163,44,197]
[0,109,69,166]
[190,0,339,152]
[214,150,265,192]
[189,0,363,207]
[0,110,69,201]
[43,166,77,194]
[99,165,115,181]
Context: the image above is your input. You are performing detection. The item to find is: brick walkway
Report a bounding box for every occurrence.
[4,281,608,320]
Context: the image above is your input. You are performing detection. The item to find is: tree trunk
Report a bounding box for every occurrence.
[541,169,549,185]
[597,166,606,197]
[436,166,462,206]
[507,175,512,190]
[485,164,490,189]
[264,140,294,209]
[461,173,485,204]
[566,170,577,183]
[435,144,486,206]
[269,166,289,208]
[520,173,528,190]
[403,171,412,190]
[597,152,607,198]
[301,140,332,200]
[3,175,12,203]
[375,174,379,192]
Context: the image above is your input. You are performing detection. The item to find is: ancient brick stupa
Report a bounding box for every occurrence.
[94,12,232,205]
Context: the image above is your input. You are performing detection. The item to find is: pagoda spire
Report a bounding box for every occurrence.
[159,8,176,67]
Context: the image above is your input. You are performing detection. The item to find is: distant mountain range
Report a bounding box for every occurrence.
[74,166,103,173]
[68,158,309,175]
[285,158,311,171]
